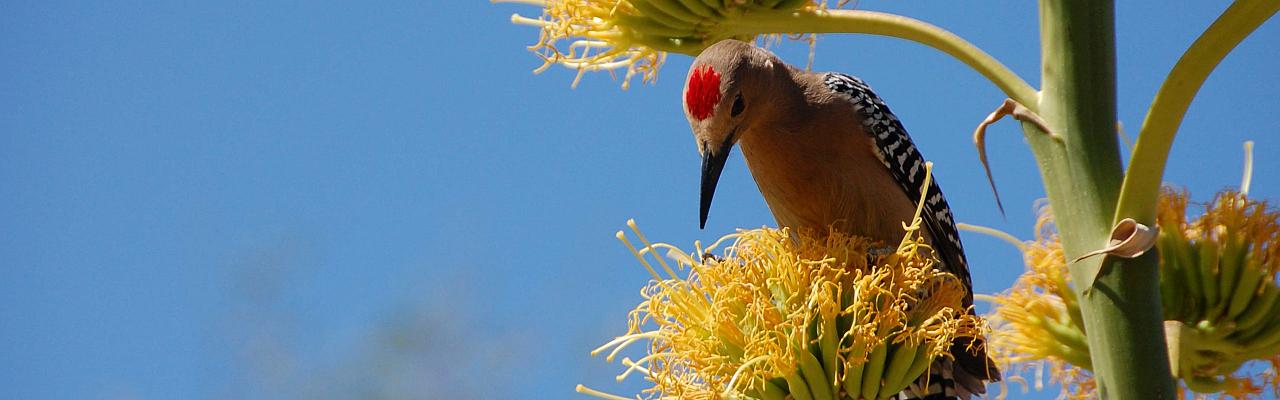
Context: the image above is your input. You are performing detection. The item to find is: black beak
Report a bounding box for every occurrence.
[699,137,734,229]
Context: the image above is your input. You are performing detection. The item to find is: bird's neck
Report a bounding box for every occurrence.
[747,67,845,128]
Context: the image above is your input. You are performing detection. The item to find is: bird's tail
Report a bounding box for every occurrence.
[891,338,1001,400]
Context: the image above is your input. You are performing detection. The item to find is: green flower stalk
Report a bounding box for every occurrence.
[580,217,986,400]
[497,0,1035,104]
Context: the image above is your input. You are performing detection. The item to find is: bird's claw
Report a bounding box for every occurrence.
[701,252,722,263]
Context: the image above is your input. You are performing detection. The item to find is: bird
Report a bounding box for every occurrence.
[683,39,999,399]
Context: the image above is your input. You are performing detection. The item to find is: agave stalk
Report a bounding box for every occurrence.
[1021,2,1177,398]
[1024,1,1278,397]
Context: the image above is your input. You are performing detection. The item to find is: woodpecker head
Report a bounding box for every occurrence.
[683,40,781,229]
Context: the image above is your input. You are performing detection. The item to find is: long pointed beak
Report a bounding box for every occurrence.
[699,139,734,229]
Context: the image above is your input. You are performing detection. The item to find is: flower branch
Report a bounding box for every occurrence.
[1113,0,1279,226]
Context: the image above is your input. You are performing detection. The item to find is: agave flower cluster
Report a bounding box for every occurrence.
[984,190,1280,399]
[1158,189,1280,395]
[581,218,984,400]
[980,206,1096,399]
[500,0,844,87]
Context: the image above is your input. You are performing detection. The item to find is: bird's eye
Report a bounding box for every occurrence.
[730,94,745,116]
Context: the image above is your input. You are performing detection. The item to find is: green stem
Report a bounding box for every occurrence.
[1113,0,1280,225]
[722,9,1039,109]
[1032,1,1175,398]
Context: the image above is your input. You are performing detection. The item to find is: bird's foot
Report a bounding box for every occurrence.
[701,252,722,263]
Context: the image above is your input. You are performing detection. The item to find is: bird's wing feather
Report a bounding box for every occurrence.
[821,72,973,304]
[823,72,998,396]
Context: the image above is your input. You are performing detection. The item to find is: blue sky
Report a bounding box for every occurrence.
[1,2,1277,399]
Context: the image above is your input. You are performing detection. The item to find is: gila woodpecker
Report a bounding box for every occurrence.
[684,39,999,399]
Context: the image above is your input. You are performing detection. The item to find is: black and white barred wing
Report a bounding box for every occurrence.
[822,72,973,302]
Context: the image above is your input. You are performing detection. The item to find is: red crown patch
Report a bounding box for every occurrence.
[685,65,721,121]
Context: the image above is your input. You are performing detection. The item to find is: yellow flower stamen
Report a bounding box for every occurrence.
[1240,140,1254,196]
[496,0,855,88]
[585,211,985,398]
[575,384,634,400]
